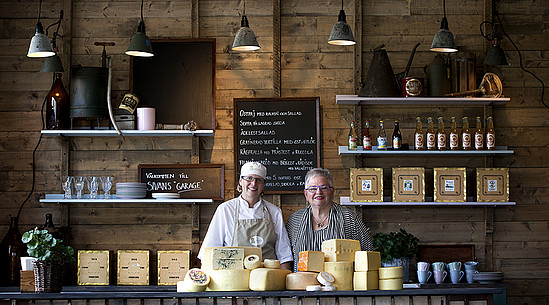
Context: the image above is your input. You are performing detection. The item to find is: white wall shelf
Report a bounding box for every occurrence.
[41,194,213,204]
[339,146,514,156]
[340,197,516,206]
[41,129,214,137]
[335,95,510,106]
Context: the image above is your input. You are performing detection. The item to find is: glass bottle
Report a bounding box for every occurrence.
[414,117,424,150]
[348,121,358,151]
[392,120,402,150]
[363,120,372,150]
[486,116,496,150]
[449,117,459,150]
[45,73,70,130]
[426,117,436,150]
[42,214,62,240]
[377,120,388,150]
[0,217,25,286]
[462,117,472,150]
[437,117,446,150]
[474,116,484,150]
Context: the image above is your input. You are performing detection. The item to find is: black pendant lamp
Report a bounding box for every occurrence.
[27,0,55,58]
[126,0,154,57]
[232,0,260,51]
[481,8,509,66]
[430,0,458,53]
[41,11,65,73]
[328,0,356,46]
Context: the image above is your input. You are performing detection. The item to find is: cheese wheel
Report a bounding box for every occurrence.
[244,255,261,270]
[324,261,354,290]
[321,239,360,262]
[378,266,403,279]
[322,285,337,291]
[379,278,403,290]
[353,271,378,290]
[317,271,335,285]
[263,259,280,269]
[205,269,250,291]
[306,285,322,291]
[298,251,325,272]
[179,269,210,292]
[286,272,321,290]
[249,268,291,291]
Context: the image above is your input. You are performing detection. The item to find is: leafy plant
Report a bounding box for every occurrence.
[372,229,419,263]
[21,227,75,264]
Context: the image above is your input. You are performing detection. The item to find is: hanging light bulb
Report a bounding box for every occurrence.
[126,0,154,57]
[430,0,458,53]
[232,0,260,51]
[328,0,356,46]
[27,0,55,58]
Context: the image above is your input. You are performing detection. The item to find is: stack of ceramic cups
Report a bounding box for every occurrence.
[417,262,432,284]
[464,261,479,283]
[447,261,464,284]
[432,262,447,284]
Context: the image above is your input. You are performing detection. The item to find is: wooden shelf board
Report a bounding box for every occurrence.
[340,197,515,206]
[41,130,214,137]
[335,95,510,106]
[339,146,514,156]
[41,194,213,204]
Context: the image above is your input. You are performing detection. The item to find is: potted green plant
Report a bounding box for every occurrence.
[372,229,419,282]
[21,227,74,292]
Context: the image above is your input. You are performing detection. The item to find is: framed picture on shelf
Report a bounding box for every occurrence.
[350,168,383,202]
[157,250,190,285]
[392,167,425,202]
[477,168,509,202]
[434,167,466,202]
[117,250,149,285]
[77,250,110,285]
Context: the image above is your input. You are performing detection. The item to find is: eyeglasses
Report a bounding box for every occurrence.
[241,176,265,184]
[305,185,333,193]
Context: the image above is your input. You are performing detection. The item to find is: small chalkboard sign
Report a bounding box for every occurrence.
[234,97,321,193]
[138,164,224,200]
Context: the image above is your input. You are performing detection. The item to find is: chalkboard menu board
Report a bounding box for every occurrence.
[234,97,320,193]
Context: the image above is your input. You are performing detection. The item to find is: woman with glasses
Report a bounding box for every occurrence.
[198,162,293,270]
[286,168,373,272]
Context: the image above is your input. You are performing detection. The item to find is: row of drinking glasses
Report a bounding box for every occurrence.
[61,176,113,199]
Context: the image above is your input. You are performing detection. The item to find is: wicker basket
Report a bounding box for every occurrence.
[33,260,64,293]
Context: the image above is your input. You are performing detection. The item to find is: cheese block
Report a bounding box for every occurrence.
[244,254,261,270]
[379,278,403,290]
[322,239,361,262]
[179,269,210,292]
[286,272,321,290]
[298,251,325,272]
[249,268,291,291]
[353,271,378,290]
[378,266,403,280]
[263,259,280,269]
[354,251,381,271]
[205,269,250,291]
[324,261,354,290]
[202,247,261,270]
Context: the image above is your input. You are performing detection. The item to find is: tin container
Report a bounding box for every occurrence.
[402,77,424,97]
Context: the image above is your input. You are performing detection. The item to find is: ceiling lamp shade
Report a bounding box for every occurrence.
[41,53,64,72]
[126,0,153,57]
[328,0,355,46]
[484,37,508,66]
[430,0,457,53]
[28,22,55,58]
[232,0,260,51]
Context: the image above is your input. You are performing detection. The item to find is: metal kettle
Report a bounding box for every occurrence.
[424,54,451,96]
[358,44,399,97]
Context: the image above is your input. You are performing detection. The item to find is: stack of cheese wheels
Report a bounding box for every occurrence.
[178,268,210,292]
[249,259,292,291]
[378,266,403,290]
[322,239,361,291]
[353,251,381,290]
[202,247,261,291]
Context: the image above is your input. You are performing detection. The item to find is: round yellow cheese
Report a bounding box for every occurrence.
[263,259,280,269]
[378,266,403,279]
[379,278,403,290]
[286,272,321,290]
[205,269,250,291]
[324,261,353,290]
[244,254,261,270]
[179,268,210,292]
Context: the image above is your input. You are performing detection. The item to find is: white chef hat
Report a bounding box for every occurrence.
[240,162,267,179]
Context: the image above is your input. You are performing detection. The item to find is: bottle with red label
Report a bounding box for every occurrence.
[486,116,496,150]
[462,117,472,150]
[414,117,424,150]
[474,116,484,150]
[348,121,359,151]
[426,117,436,150]
[449,116,459,150]
[437,117,446,150]
[392,120,402,150]
[363,120,372,150]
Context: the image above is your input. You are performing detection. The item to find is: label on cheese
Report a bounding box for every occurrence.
[205,269,250,291]
[202,247,261,270]
[321,239,361,262]
[298,251,325,272]
[180,269,210,292]
[286,272,321,290]
[249,268,291,291]
[354,251,381,272]
[353,271,378,290]
[324,261,354,291]
[213,248,244,260]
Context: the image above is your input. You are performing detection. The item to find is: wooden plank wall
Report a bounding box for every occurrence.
[0,0,547,303]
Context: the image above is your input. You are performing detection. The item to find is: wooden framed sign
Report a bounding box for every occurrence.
[138,164,224,200]
[157,250,190,285]
[477,168,509,202]
[117,250,149,285]
[77,250,110,285]
[234,97,321,193]
[350,168,383,202]
[434,167,466,202]
[392,167,425,202]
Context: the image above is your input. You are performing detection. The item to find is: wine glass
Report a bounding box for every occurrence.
[61,176,72,199]
[100,176,113,199]
[73,176,85,199]
[87,176,100,199]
